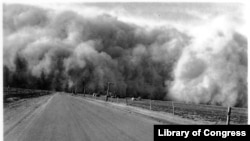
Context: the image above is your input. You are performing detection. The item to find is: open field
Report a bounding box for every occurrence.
[79,94,248,125]
[4,87,53,102]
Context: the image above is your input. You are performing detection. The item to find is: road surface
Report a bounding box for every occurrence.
[5,93,160,141]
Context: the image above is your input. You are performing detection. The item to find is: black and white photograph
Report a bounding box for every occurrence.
[2,1,248,141]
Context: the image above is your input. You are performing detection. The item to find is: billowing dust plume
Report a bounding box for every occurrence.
[3,4,247,107]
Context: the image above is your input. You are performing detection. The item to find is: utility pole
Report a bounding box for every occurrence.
[107,82,114,95]
[106,82,114,101]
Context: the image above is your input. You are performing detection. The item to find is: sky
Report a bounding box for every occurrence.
[3,2,246,32]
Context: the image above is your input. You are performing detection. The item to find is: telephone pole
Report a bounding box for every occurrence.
[106,82,114,101]
[107,82,114,95]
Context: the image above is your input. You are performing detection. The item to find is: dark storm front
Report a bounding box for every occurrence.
[154,125,249,140]
[3,3,247,108]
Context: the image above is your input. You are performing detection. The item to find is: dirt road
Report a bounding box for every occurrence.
[5,93,160,141]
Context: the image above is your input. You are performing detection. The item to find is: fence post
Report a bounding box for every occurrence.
[172,101,175,115]
[226,107,231,125]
